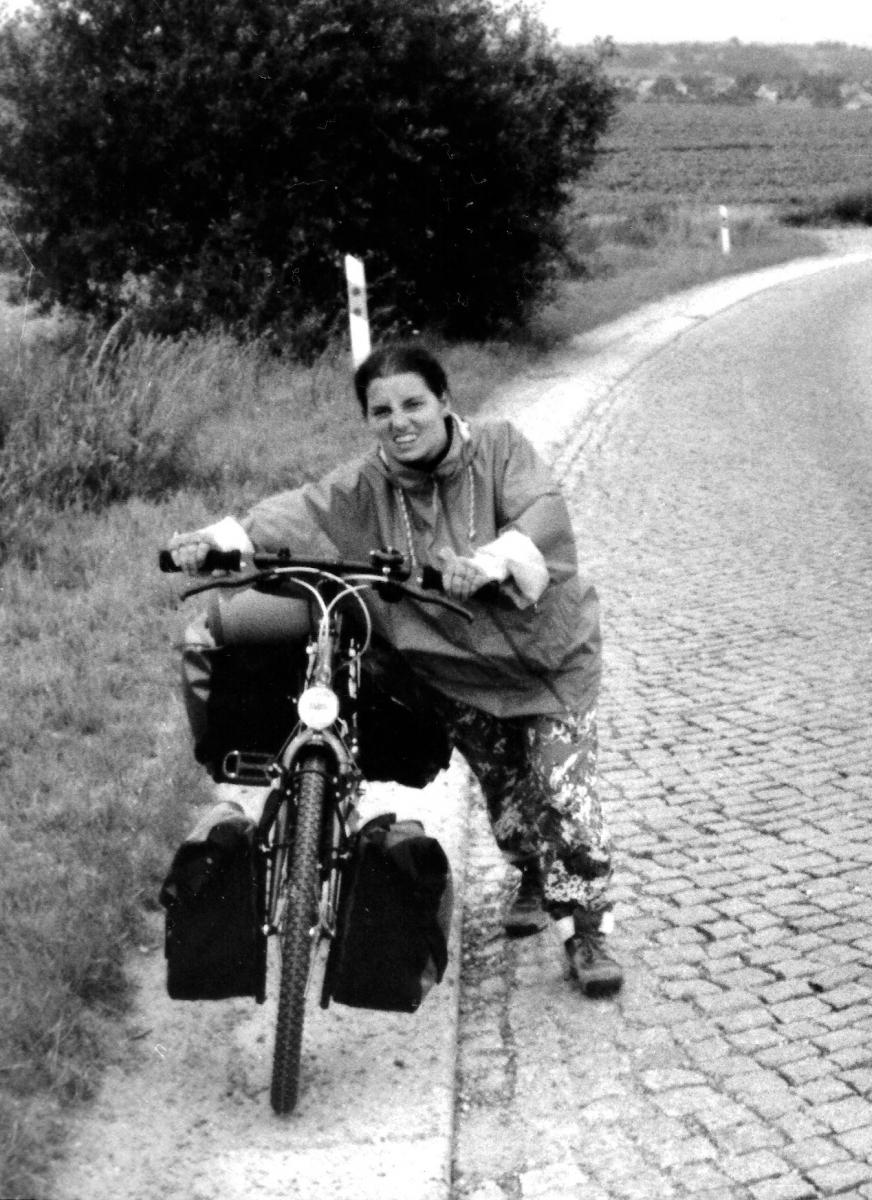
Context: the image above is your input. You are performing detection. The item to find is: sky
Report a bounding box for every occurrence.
[2,0,871,48]
[532,0,872,48]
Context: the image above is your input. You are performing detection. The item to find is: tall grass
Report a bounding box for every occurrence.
[0,499,218,1198]
[0,330,280,562]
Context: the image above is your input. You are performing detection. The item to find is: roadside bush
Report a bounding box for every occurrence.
[782,186,872,226]
[0,0,615,343]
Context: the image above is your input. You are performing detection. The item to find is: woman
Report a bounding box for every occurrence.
[169,342,622,998]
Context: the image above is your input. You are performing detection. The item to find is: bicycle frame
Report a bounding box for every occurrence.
[239,569,375,941]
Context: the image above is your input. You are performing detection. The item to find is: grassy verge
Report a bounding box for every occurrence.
[0,498,216,1198]
[531,201,827,345]
[0,198,844,1196]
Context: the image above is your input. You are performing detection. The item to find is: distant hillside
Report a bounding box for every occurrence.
[591,41,872,108]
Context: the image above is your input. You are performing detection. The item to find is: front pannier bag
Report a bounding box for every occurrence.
[180,609,303,782]
[159,800,267,1002]
[322,813,453,1013]
[354,645,451,788]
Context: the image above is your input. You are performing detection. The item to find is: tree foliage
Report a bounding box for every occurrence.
[0,0,615,345]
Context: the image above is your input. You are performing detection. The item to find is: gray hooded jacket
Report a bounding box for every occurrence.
[242,416,600,717]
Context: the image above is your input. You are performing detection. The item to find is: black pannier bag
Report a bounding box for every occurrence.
[180,608,305,783]
[159,801,267,1002]
[353,641,451,789]
[322,813,453,1013]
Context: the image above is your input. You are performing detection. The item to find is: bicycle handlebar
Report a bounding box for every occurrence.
[158,546,478,620]
[157,548,411,578]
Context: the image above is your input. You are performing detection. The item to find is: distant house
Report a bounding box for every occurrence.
[841,82,872,109]
[710,75,738,100]
[755,84,779,103]
[845,90,872,110]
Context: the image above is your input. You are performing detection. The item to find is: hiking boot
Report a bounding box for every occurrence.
[504,860,548,937]
[564,909,623,998]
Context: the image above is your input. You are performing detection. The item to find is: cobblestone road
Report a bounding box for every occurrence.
[453,263,872,1199]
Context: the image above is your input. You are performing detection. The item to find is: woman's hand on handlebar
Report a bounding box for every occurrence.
[167,517,254,574]
[437,547,495,601]
[167,528,222,574]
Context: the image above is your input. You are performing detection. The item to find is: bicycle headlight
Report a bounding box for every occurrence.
[297,684,340,731]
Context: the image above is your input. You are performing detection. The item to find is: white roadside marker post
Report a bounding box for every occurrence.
[344,253,371,367]
[719,205,731,255]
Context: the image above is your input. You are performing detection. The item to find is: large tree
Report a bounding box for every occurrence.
[0,0,615,344]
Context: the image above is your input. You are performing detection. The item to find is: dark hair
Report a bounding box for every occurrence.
[353,342,449,414]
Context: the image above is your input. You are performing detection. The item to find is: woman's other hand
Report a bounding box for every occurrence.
[167,528,222,573]
[437,547,493,600]
[168,517,254,574]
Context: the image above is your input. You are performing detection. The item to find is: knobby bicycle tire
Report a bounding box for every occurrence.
[270,747,329,1115]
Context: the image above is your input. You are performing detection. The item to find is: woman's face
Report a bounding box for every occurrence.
[365,371,450,469]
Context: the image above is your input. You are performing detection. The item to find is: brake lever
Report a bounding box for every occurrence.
[178,572,265,600]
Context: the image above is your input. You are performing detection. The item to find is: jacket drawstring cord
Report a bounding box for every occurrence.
[394,464,476,576]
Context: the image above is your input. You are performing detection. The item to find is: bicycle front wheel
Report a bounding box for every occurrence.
[270,747,330,1115]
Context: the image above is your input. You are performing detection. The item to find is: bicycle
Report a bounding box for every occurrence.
[159,545,468,1114]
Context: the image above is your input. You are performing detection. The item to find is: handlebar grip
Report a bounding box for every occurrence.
[158,548,243,573]
[419,564,444,592]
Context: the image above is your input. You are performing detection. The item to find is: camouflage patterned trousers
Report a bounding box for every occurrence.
[433,697,613,914]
